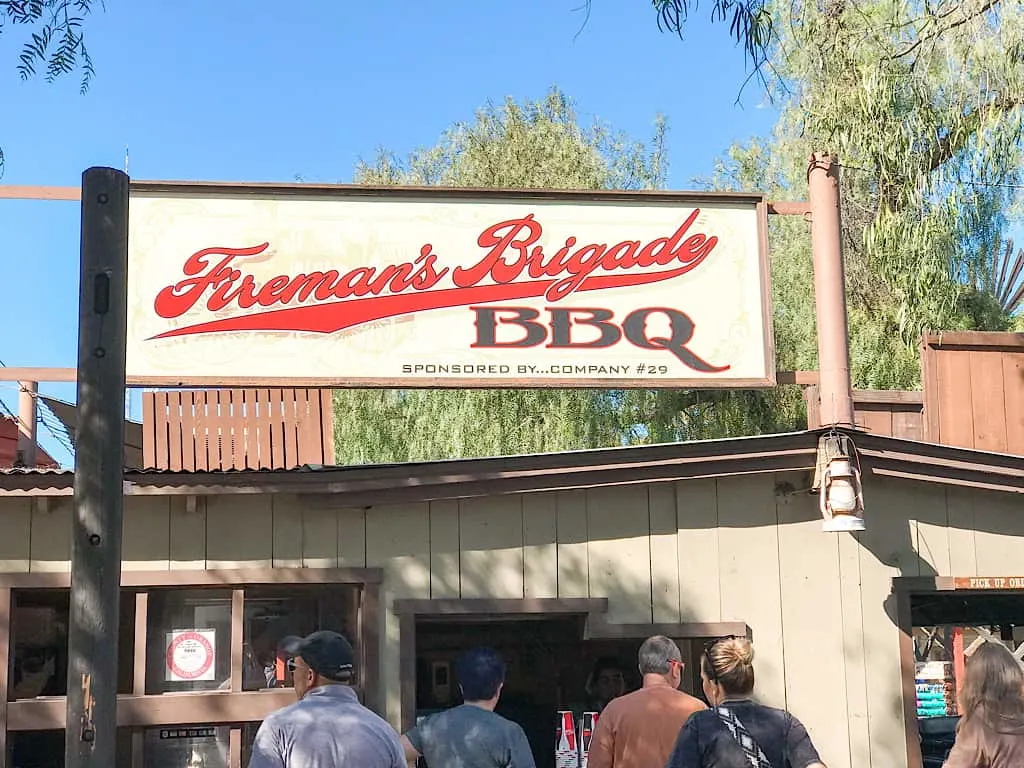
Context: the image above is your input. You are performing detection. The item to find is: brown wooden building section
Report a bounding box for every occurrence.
[0,428,1021,768]
[141,388,335,471]
[805,331,1023,451]
[920,332,1024,454]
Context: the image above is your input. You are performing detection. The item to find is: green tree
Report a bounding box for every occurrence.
[1,0,98,173]
[707,0,1024,389]
[333,88,805,464]
[334,90,654,464]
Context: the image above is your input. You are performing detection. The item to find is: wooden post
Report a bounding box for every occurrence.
[16,381,37,467]
[66,167,130,768]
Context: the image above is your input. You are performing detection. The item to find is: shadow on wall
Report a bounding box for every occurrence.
[854,475,1024,628]
[339,469,1006,768]
[376,472,827,711]
[838,474,1024,768]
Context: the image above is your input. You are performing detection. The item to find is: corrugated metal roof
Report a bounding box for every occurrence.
[1,430,815,476]
[0,429,1019,501]
[0,466,68,475]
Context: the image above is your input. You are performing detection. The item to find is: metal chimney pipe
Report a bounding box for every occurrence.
[17,381,38,468]
[808,153,856,427]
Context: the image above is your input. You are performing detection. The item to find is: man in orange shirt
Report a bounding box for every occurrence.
[587,635,705,768]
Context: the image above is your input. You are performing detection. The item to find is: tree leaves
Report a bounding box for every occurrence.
[713,0,1023,389]
[1,0,98,174]
[333,87,806,464]
[3,0,96,90]
[652,0,774,82]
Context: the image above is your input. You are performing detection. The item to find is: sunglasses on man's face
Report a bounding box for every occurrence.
[286,658,299,673]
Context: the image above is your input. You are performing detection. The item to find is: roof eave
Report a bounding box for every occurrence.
[0,429,1019,501]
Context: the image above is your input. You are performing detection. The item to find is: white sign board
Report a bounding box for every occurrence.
[165,629,216,682]
[126,184,774,388]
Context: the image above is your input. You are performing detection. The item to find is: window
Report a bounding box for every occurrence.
[242,585,358,691]
[2,572,376,768]
[143,725,231,768]
[146,590,232,695]
[9,589,136,700]
[241,722,262,766]
[8,728,132,768]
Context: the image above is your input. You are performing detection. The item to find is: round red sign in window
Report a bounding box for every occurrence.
[166,631,215,680]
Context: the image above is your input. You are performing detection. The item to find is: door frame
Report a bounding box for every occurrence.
[893,575,1024,768]
[393,597,748,732]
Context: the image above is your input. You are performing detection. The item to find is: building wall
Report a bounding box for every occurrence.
[0,472,1020,768]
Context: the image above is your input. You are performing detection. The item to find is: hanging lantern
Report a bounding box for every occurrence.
[814,433,865,532]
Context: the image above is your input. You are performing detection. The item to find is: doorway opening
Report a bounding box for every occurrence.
[908,588,1024,768]
[408,609,717,768]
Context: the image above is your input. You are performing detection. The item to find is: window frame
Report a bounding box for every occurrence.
[0,567,382,767]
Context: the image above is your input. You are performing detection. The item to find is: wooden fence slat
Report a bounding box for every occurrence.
[859,407,894,437]
[921,340,942,443]
[296,389,321,466]
[242,389,254,469]
[891,410,923,442]
[221,389,234,469]
[934,349,975,449]
[320,390,336,465]
[257,389,273,470]
[205,391,218,470]
[142,393,156,469]
[167,392,183,472]
[180,391,196,471]
[243,390,259,470]
[230,389,247,469]
[282,388,299,468]
[211,390,229,470]
[969,350,1008,453]
[193,391,210,472]
[154,392,170,471]
[803,385,821,429]
[269,389,285,469]
[1003,352,1024,455]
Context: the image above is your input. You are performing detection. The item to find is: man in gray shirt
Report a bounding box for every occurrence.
[248,630,405,768]
[401,647,536,768]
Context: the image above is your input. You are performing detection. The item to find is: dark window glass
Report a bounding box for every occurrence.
[9,589,135,700]
[241,722,261,766]
[242,585,358,690]
[146,590,232,694]
[9,728,131,768]
[143,725,230,768]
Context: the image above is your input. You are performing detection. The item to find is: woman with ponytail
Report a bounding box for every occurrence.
[666,636,826,768]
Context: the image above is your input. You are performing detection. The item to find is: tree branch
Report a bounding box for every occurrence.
[925,95,1024,172]
[892,0,1002,60]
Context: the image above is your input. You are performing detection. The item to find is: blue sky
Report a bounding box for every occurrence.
[0,1,779,465]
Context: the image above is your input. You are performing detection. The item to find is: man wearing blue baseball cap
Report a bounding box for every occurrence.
[247,630,404,768]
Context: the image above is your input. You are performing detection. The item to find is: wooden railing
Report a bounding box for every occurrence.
[142,389,335,471]
[804,387,924,440]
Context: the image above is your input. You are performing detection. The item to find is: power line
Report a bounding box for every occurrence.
[0,360,76,462]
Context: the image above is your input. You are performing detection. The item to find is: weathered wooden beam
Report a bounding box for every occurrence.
[0,185,80,201]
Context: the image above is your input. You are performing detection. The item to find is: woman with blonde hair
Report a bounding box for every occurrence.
[942,640,1024,768]
[667,636,826,768]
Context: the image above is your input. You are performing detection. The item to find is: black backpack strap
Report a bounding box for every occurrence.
[714,706,772,768]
